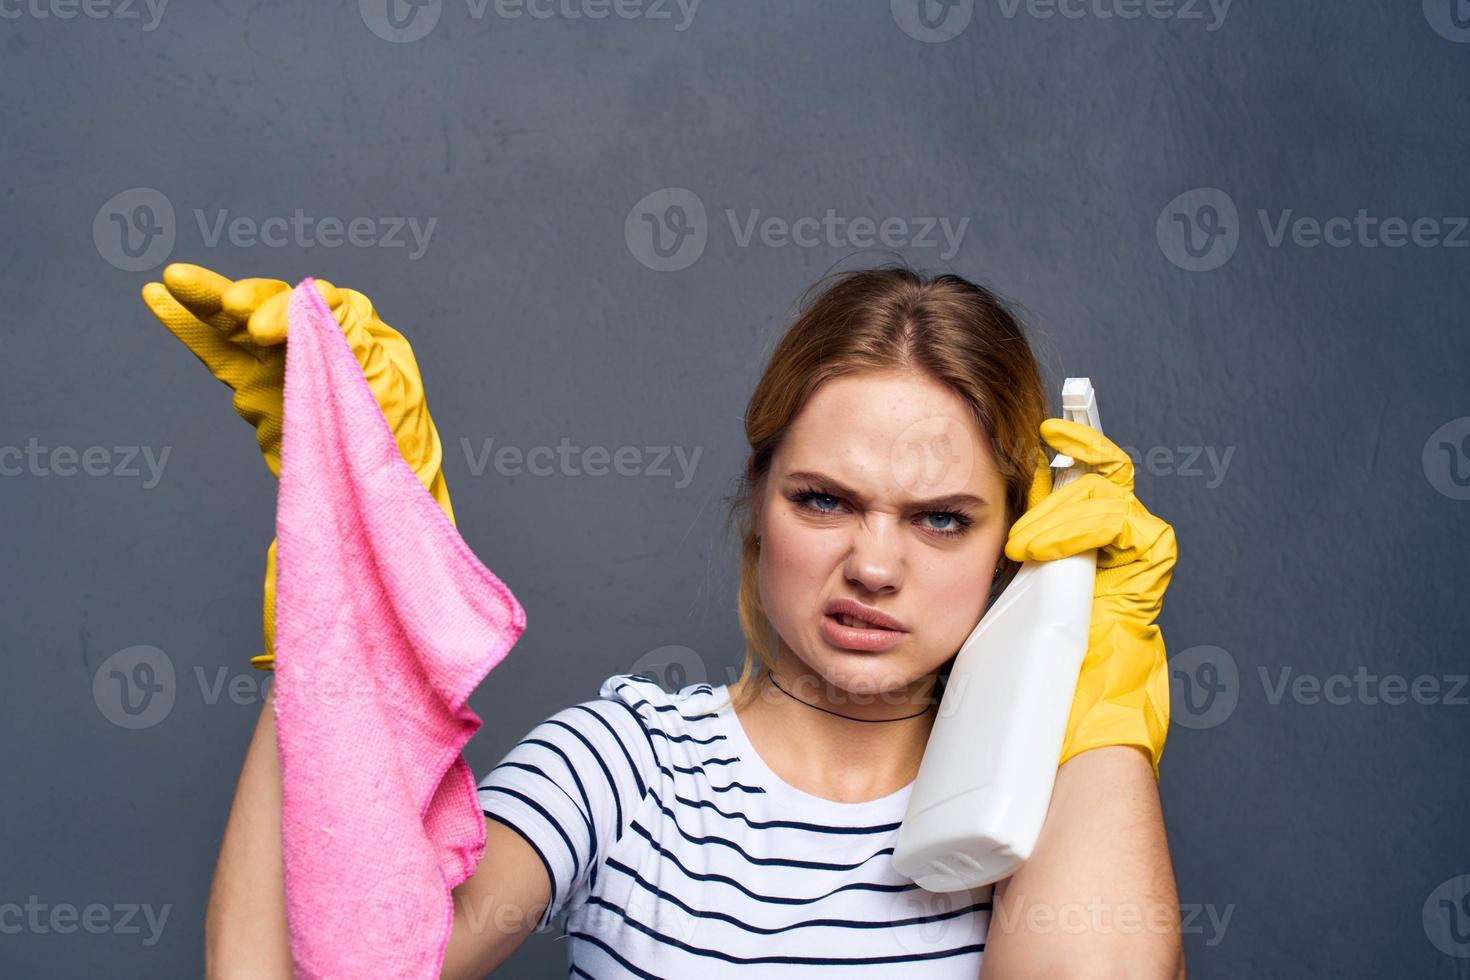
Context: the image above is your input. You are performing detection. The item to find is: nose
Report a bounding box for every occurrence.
[841,517,904,594]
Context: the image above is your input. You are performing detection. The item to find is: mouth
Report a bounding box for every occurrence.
[820,612,908,652]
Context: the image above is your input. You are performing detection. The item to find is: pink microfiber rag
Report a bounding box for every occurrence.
[272,278,526,978]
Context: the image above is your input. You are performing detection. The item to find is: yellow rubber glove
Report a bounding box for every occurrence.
[1006,418,1177,782]
[141,263,456,670]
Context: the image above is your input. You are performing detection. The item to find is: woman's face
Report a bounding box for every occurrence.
[756,368,1011,708]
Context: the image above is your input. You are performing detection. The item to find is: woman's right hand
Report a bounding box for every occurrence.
[141,263,456,668]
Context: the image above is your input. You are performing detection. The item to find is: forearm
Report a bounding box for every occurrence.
[205,685,293,978]
[979,746,1184,979]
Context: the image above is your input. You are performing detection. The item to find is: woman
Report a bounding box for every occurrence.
[146,264,1182,978]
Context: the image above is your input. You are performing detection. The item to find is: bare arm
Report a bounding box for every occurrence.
[438,819,554,979]
[979,746,1185,980]
[204,685,552,979]
[204,685,293,978]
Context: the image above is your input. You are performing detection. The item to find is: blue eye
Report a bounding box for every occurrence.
[795,491,841,513]
[923,512,968,535]
[787,486,974,539]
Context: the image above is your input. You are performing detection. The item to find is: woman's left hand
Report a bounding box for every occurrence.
[1005,418,1179,780]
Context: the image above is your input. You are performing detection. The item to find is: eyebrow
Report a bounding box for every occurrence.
[784,470,988,512]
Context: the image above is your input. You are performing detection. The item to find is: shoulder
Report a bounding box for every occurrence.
[595,673,726,738]
[498,673,725,787]
[595,672,687,718]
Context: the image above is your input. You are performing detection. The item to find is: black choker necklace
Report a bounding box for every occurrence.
[766,673,935,723]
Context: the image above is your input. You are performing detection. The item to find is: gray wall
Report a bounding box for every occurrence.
[3,2,1467,976]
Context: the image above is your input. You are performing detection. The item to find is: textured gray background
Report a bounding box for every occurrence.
[2,1,1468,976]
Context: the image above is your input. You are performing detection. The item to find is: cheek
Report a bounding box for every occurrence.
[921,555,995,630]
[910,529,1008,641]
[757,512,845,620]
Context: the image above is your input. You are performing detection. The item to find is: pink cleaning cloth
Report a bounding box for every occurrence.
[272,278,526,978]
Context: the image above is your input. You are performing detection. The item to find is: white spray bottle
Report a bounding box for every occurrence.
[892,377,1103,892]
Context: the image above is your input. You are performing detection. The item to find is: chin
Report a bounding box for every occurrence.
[797,642,933,704]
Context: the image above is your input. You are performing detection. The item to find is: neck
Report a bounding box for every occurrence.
[730,652,939,803]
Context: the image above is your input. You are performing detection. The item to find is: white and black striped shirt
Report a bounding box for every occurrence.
[477,673,991,977]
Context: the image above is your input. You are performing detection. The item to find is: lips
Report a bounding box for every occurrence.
[823,597,908,632]
[820,598,908,652]
[820,613,908,652]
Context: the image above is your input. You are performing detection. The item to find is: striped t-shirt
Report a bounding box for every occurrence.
[476,673,992,977]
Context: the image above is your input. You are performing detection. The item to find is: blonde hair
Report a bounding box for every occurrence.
[721,264,1049,711]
